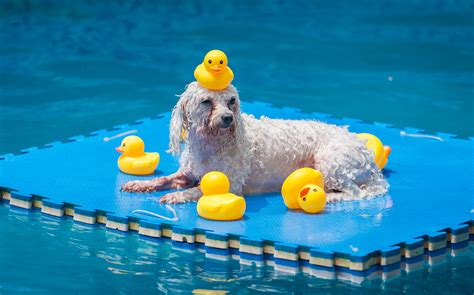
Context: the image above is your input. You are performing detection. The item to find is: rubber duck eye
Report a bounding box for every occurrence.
[220,60,223,64]
[122,144,126,147]
[313,189,317,192]
[302,197,306,201]
[208,59,212,64]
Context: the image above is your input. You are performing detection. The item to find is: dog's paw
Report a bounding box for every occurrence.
[159,193,186,204]
[121,180,154,193]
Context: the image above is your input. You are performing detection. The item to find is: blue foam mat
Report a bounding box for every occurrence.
[0,101,472,258]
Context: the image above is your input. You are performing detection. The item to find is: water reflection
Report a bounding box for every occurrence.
[1,197,473,294]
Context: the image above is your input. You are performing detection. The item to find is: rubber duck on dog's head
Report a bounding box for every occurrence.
[194,50,234,90]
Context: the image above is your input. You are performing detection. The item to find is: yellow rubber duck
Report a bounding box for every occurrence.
[194,50,234,90]
[281,168,326,214]
[356,133,391,169]
[115,135,159,175]
[298,184,326,214]
[197,171,246,221]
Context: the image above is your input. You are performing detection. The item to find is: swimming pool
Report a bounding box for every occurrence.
[1,1,473,293]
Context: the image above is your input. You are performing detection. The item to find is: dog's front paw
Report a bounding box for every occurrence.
[121,180,155,193]
[159,193,186,204]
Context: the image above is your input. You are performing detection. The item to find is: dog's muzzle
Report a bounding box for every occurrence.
[219,114,234,128]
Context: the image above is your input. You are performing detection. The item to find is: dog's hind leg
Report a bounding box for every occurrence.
[159,187,202,204]
[121,172,197,193]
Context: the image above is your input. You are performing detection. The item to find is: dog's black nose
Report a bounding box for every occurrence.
[221,114,233,127]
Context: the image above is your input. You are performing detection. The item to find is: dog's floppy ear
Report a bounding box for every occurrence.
[168,96,188,155]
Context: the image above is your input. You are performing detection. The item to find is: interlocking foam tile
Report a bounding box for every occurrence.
[0,101,472,283]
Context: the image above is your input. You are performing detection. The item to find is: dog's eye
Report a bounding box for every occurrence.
[228,97,236,105]
[201,99,211,105]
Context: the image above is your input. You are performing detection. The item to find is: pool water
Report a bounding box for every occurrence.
[1,206,473,294]
[0,1,473,293]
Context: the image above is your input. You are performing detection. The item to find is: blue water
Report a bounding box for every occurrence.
[0,1,473,293]
[1,206,473,294]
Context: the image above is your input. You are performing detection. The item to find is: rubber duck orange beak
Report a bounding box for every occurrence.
[115,146,124,153]
[211,65,222,71]
[299,187,310,198]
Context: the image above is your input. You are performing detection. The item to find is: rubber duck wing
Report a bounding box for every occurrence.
[204,201,222,212]
[132,156,154,168]
[227,67,234,79]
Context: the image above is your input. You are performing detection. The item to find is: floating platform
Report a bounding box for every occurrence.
[0,102,472,283]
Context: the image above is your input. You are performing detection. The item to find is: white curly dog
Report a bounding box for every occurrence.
[122,82,388,203]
